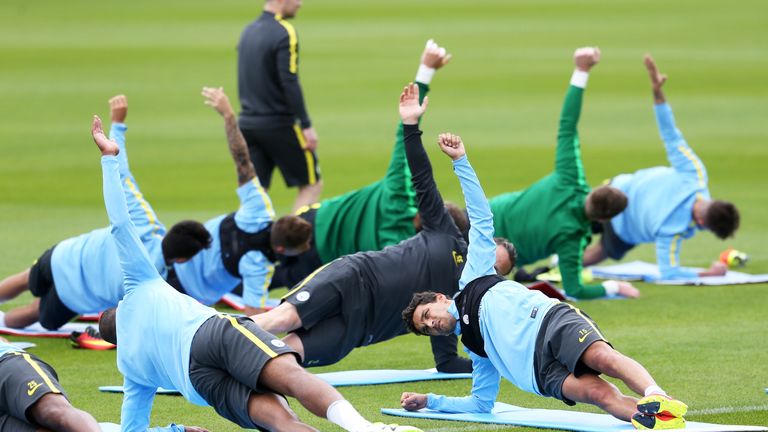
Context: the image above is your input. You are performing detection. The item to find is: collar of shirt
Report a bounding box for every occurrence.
[448,301,461,335]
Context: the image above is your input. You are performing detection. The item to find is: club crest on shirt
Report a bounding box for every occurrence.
[463,314,469,325]
[296,291,310,302]
[270,339,286,348]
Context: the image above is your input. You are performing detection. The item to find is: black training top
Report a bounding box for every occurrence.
[237,11,311,129]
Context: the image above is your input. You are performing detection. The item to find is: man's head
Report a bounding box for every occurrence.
[494,237,517,276]
[584,186,628,222]
[402,292,456,337]
[271,215,313,256]
[265,0,302,18]
[162,221,212,263]
[703,200,740,239]
[98,307,118,345]
[412,203,469,235]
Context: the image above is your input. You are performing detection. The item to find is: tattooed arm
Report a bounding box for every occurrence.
[202,86,257,186]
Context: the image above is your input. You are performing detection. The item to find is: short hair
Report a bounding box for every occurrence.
[271,215,313,249]
[494,237,517,274]
[705,200,740,239]
[402,291,439,336]
[585,186,628,221]
[162,220,212,261]
[444,202,469,236]
[99,307,117,345]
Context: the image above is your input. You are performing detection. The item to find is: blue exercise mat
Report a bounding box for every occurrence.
[99,386,180,395]
[591,261,768,285]
[316,369,471,387]
[382,402,768,432]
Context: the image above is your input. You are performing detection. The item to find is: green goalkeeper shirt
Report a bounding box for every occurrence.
[489,85,606,299]
[313,83,429,263]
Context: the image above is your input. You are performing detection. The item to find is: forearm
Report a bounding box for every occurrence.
[554,78,586,182]
[426,393,494,413]
[109,123,130,176]
[223,113,257,186]
[404,124,446,229]
[559,244,606,299]
[654,236,699,280]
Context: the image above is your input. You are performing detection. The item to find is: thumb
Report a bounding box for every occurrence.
[421,96,429,111]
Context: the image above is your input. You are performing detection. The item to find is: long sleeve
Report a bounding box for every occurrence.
[426,351,499,413]
[453,156,497,290]
[275,25,310,128]
[653,235,699,280]
[120,378,185,432]
[102,156,161,294]
[554,85,588,188]
[556,236,606,299]
[403,125,456,234]
[110,123,131,177]
[240,252,275,308]
[234,178,276,227]
[655,103,707,187]
[429,333,472,373]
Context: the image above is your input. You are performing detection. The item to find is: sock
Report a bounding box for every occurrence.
[326,399,371,432]
[644,385,668,397]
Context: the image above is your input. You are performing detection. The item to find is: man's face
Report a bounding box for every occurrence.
[274,240,311,257]
[412,294,457,336]
[494,244,513,276]
[280,0,302,18]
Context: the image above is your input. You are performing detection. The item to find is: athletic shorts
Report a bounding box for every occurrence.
[189,315,298,430]
[240,125,321,189]
[28,246,77,331]
[282,259,369,367]
[592,221,635,260]
[0,351,66,431]
[533,303,610,406]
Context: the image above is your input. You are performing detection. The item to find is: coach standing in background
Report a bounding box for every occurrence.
[238,0,322,212]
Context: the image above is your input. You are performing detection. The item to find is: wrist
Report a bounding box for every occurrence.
[451,154,467,163]
[570,70,590,88]
[602,280,619,296]
[402,118,419,126]
[415,64,436,85]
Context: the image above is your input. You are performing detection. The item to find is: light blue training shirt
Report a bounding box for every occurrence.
[102,155,215,432]
[0,341,22,358]
[50,124,166,315]
[610,103,709,280]
[172,178,275,308]
[425,155,558,413]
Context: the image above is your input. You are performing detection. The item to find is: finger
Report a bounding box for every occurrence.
[421,95,429,111]
[442,53,453,65]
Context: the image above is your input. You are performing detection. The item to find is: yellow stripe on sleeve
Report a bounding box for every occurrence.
[219,315,278,357]
[678,145,706,187]
[282,262,330,300]
[669,234,681,267]
[275,15,298,74]
[17,353,60,394]
[261,264,275,308]
[251,177,275,218]
[124,177,161,236]
[293,124,317,185]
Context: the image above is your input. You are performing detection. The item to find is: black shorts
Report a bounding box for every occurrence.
[282,260,369,367]
[240,125,321,189]
[592,221,635,260]
[28,246,77,331]
[0,351,66,431]
[533,303,610,406]
[189,315,298,430]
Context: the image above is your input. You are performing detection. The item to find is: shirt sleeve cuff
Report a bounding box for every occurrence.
[570,70,589,89]
[602,280,620,296]
[415,64,437,85]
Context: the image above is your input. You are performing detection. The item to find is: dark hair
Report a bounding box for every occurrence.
[162,220,212,261]
[271,215,313,249]
[493,237,517,275]
[402,291,439,336]
[585,186,628,221]
[99,307,118,345]
[444,202,469,236]
[705,200,739,239]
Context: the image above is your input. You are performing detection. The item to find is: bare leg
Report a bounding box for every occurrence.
[4,298,41,329]
[251,302,302,334]
[293,181,323,214]
[583,242,608,266]
[282,332,305,361]
[561,372,637,421]
[0,268,31,301]
[28,393,101,432]
[581,341,656,396]
[247,391,318,432]
[259,354,343,419]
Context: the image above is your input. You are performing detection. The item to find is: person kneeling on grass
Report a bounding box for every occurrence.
[91,116,419,432]
[400,133,687,430]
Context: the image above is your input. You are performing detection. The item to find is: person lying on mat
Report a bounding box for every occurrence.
[0,95,210,331]
[401,133,688,430]
[583,54,739,280]
[252,83,516,374]
[91,116,419,432]
[0,336,100,431]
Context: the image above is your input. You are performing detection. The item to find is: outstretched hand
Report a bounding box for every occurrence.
[399,83,429,125]
[644,54,667,91]
[401,392,428,412]
[574,47,601,72]
[108,95,128,123]
[202,86,235,119]
[91,115,119,156]
[421,39,452,70]
[438,132,465,161]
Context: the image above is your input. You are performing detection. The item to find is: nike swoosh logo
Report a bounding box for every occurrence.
[27,382,43,396]
[578,331,594,343]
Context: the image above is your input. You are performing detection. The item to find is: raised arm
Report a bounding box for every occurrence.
[437,134,497,289]
[644,55,707,185]
[93,116,160,293]
[274,25,317,150]
[554,47,599,186]
[399,84,458,234]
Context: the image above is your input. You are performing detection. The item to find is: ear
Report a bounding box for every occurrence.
[436,293,447,302]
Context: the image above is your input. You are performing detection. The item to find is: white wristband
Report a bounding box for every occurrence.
[570,70,589,88]
[602,280,619,296]
[415,64,436,85]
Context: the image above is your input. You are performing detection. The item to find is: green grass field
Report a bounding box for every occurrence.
[1,0,767,430]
